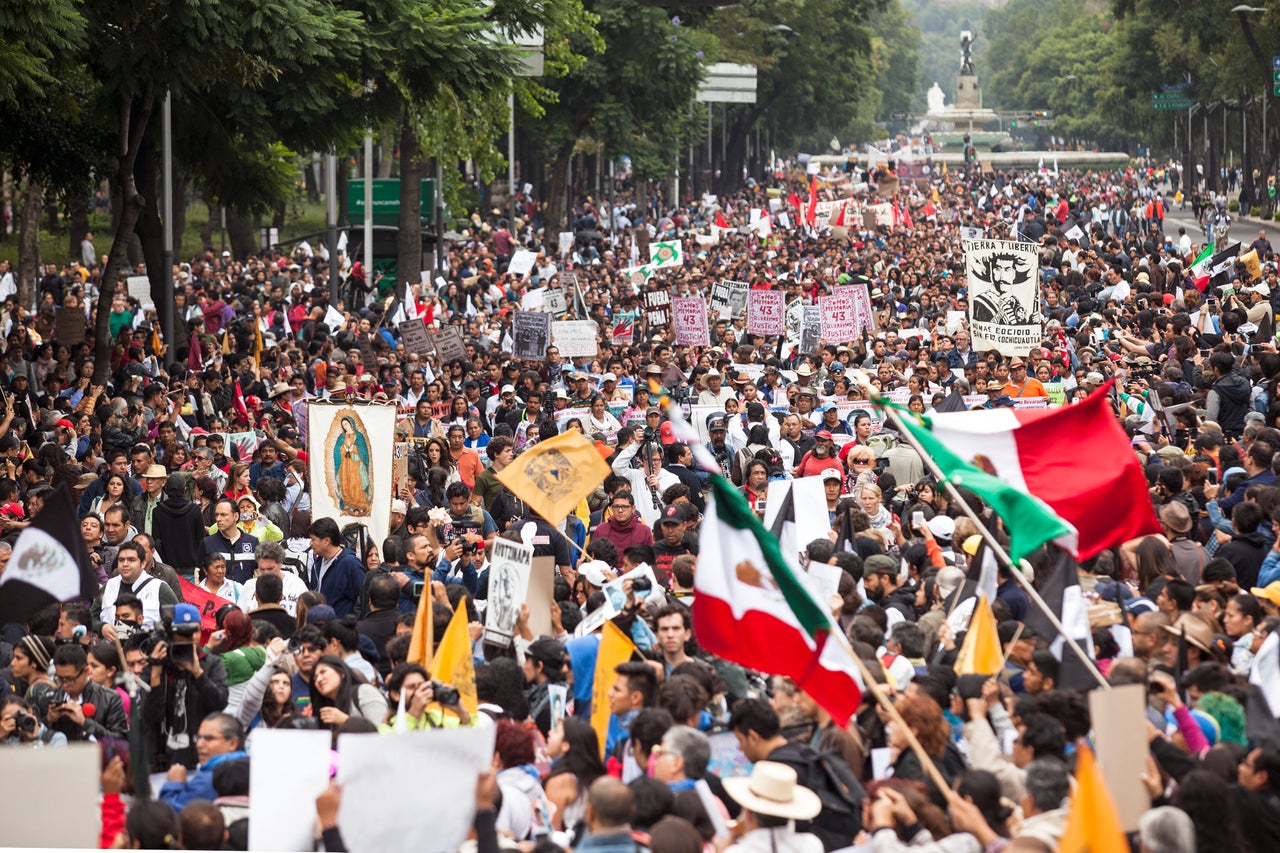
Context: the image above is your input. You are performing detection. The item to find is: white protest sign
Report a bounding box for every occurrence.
[323,304,346,333]
[960,226,986,241]
[748,289,785,336]
[337,725,498,853]
[0,743,99,847]
[543,288,567,316]
[484,537,534,647]
[672,295,710,347]
[551,320,598,358]
[818,293,857,344]
[508,250,538,278]
[127,275,154,310]
[790,475,832,556]
[946,310,967,335]
[558,231,575,255]
[520,288,546,311]
[249,729,333,851]
[966,239,1043,356]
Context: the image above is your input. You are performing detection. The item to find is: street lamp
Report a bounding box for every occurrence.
[1230,5,1266,12]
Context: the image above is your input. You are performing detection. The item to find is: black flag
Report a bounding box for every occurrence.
[0,486,97,623]
[1022,546,1098,691]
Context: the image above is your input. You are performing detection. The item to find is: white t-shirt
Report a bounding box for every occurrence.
[238,571,310,616]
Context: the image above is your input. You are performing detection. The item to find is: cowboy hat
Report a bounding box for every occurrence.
[1160,613,1215,655]
[721,762,822,821]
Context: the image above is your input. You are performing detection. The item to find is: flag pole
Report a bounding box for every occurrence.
[878,404,1110,691]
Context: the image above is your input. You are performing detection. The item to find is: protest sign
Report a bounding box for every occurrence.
[708,280,734,321]
[323,304,346,333]
[644,287,671,328]
[249,729,333,851]
[127,274,154,310]
[849,283,875,336]
[966,239,1043,356]
[520,288,545,311]
[799,305,822,354]
[508,249,538,278]
[484,537,534,647]
[1088,684,1151,832]
[747,289,785,336]
[429,326,468,363]
[0,744,98,847]
[718,280,750,320]
[672,295,711,346]
[527,556,557,637]
[558,231,575,255]
[512,311,551,361]
[552,320,599,358]
[337,725,498,853]
[55,307,86,345]
[398,317,433,357]
[960,225,986,241]
[611,314,636,344]
[543,287,567,316]
[818,293,858,344]
[785,297,805,342]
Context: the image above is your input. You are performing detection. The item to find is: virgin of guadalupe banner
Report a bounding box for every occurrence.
[308,404,396,545]
[965,239,1043,356]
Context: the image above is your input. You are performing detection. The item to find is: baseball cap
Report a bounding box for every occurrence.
[391,499,408,515]
[305,604,338,625]
[660,421,676,445]
[927,515,956,541]
[707,413,728,432]
[527,637,569,668]
[660,505,687,524]
[579,560,611,587]
[501,384,516,395]
[815,429,834,440]
[864,554,898,576]
[171,603,202,628]
[820,469,842,482]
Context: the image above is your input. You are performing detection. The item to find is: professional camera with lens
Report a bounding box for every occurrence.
[14,710,37,735]
[431,680,460,707]
[143,603,201,664]
[450,519,481,555]
[631,576,653,594]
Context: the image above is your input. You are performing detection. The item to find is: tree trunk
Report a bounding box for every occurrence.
[68,192,90,262]
[396,114,423,302]
[200,197,219,251]
[226,206,258,258]
[544,144,573,238]
[134,127,165,311]
[17,178,42,309]
[95,90,156,385]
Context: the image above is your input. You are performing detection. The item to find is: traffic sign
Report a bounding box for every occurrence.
[1152,91,1192,110]
[1274,56,1280,70]
[1274,70,1280,83]
[347,179,436,225]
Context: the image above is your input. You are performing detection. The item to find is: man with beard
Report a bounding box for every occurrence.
[864,554,915,626]
[793,430,844,479]
[705,414,733,479]
[777,414,812,470]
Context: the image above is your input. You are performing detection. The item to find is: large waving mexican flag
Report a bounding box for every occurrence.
[694,477,864,725]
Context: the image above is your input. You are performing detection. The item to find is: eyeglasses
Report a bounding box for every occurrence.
[299,645,324,655]
[193,733,226,743]
[851,458,872,466]
[56,668,86,685]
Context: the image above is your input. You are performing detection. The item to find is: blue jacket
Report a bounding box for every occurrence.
[158,750,248,810]
[311,548,366,618]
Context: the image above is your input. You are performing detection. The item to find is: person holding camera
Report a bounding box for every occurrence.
[47,643,127,741]
[1,694,66,747]
[143,603,230,771]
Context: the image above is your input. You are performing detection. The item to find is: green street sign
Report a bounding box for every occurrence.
[1274,69,1280,83]
[347,179,436,225]
[1275,84,1280,97]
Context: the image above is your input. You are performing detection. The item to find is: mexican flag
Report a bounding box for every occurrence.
[897,381,1159,561]
[1189,243,1214,291]
[649,240,684,269]
[694,477,864,726]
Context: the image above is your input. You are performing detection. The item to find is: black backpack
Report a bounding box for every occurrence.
[768,742,865,851]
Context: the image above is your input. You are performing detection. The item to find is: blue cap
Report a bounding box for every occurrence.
[171,603,201,627]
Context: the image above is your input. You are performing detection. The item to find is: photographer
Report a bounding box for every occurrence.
[1,695,66,747]
[432,483,497,595]
[47,644,127,741]
[143,603,230,771]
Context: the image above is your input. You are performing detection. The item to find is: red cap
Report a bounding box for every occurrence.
[815,429,834,440]
[1163,293,1176,305]
[0,502,24,518]
[659,422,676,446]
[55,419,75,429]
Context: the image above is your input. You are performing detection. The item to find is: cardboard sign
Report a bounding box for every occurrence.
[709,279,749,321]
[527,556,557,637]
[398,317,433,357]
[672,295,710,347]
[558,231,575,255]
[551,320,599,358]
[249,729,333,851]
[0,744,99,847]
[483,537,534,647]
[818,293,858,344]
[748,289,785,336]
[799,305,822,353]
[612,315,636,344]
[513,311,551,361]
[1088,684,1151,832]
[543,288,567,316]
[54,307,86,345]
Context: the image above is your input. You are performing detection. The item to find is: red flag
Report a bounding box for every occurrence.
[232,379,249,424]
[177,577,235,645]
[805,177,818,226]
[832,201,847,228]
[923,201,937,220]
[187,333,203,372]
[787,191,802,212]
[715,210,730,229]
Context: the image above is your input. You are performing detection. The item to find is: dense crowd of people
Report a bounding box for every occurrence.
[2,153,1280,852]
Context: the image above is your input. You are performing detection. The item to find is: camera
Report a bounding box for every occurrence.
[14,711,36,735]
[432,680,460,707]
[143,604,200,661]
[449,519,481,555]
[631,576,653,594]
[287,636,304,655]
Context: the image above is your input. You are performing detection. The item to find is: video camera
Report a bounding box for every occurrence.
[445,519,481,555]
[143,604,201,665]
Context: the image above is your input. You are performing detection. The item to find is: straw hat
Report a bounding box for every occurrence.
[721,761,822,821]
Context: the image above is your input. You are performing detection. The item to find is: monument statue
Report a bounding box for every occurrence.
[927,83,946,114]
[960,21,974,76]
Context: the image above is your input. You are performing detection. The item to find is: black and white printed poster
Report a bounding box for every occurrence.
[512,311,551,361]
[965,239,1042,356]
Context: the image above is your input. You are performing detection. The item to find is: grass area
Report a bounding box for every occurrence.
[0,196,332,265]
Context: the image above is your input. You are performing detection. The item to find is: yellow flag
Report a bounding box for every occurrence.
[221,329,231,355]
[591,621,637,758]
[496,429,611,527]
[253,321,264,366]
[1058,743,1128,853]
[1240,248,1262,281]
[954,595,1002,676]
[406,580,435,670]
[430,598,478,716]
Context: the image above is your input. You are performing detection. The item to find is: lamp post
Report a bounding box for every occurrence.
[1231,4,1272,206]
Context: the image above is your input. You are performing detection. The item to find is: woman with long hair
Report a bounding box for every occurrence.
[89,473,130,518]
[543,717,606,833]
[207,610,266,716]
[309,655,388,729]
[193,475,220,528]
[224,463,252,503]
[424,437,458,486]
[234,638,298,731]
[87,642,131,721]
[295,590,325,634]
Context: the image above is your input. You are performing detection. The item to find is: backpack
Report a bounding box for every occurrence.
[802,748,866,850]
[282,544,313,580]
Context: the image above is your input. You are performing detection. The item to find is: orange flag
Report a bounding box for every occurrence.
[1058,743,1128,853]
